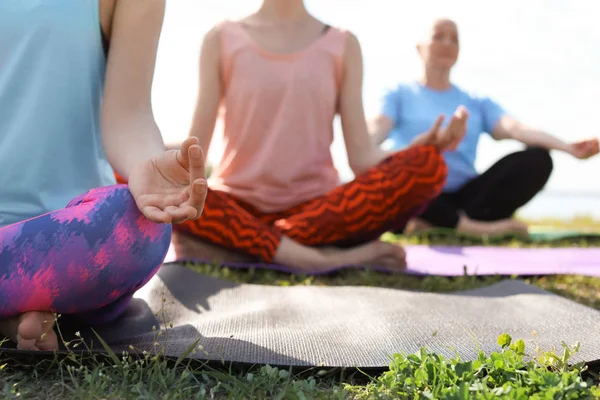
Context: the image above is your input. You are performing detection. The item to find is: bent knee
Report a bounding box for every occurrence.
[128,214,172,272]
[112,221,171,292]
[524,147,554,179]
[102,185,172,271]
[518,147,554,185]
[107,184,137,208]
[390,145,448,196]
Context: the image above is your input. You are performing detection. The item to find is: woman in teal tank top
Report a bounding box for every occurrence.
[0,1,208,351]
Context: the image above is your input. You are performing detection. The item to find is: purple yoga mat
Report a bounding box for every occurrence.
[405,246,600,277]
[164,244,600,277]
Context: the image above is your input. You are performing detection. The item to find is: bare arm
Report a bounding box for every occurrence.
[369,90,471,154]
[339,33,391,175]
[101,0,166,180]
[491,115,571,152]
[185,26,223,157]
[368,115,394,146]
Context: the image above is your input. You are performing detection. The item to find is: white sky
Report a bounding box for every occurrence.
[152,0,600,196]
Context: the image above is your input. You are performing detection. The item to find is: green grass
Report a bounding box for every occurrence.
[346,334,600,399]
[2,220,600,399]
[3,333,600,399]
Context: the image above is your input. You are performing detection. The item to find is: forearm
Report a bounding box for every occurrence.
[510,124,570,153]
[408,130,431,148]
[185,93,220,159]
[102,111,165,180]
[368,119,390,146]
[349,146,393,176]
[345,116,394,174]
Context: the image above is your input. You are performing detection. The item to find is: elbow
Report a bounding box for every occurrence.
[348,146,389,176]
[494,117,522,141]
[349,164,366,177]
[348,155,366,176]
[366,122,377,142]
[367,123,388,146]
[369,133,384,147]
[349,158,374,176]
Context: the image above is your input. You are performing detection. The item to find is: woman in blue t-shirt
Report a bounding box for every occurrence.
[0,1,207,351]
[370,18,599,237]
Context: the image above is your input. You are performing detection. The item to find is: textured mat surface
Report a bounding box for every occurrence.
[4,263,599,368]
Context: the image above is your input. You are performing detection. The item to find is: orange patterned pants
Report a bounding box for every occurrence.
[117,145,447,262]
[178,145,447,262]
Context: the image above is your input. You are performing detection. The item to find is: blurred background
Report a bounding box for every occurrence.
[151,0,600,221]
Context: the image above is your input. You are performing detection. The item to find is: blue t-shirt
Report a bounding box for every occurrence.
[379,82,506,192]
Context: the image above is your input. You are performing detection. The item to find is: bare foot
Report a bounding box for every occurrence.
[457,215,530,238]
[493,218,529,237]
[403,218,434,235]
[172,230,257,264]
[0,311,58,351]
[173,231,406,273]
[322,241,407,272]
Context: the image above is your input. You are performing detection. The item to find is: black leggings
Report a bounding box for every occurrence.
[419,147,553,228]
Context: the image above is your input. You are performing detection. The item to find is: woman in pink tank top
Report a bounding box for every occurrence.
[174,0,468,273]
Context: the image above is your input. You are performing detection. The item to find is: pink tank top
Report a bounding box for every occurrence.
[208,20,347,213]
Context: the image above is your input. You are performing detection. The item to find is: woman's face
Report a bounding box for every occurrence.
[418,19,459,70]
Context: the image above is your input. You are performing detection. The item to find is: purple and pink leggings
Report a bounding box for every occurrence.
[0,185,171,324]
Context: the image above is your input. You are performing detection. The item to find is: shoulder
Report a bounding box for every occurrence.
[451,84,507,120]
[111,0,165,20]
[339,29,361,55]
[105,0,165,49]
[311,25,359,61]
[200,20,239,58]
[317,27,360,74]
[203,21,229,45]
[382,81,420,98]
[452,84,494,103]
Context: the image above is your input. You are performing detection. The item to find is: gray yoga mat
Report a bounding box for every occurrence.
[3,263,600,368]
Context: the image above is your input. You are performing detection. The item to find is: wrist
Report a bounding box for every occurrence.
[117,157,151,182]
[558,142,574,155]
[106,139,165,182]
[410,132,428,147]
[121,148,163,185]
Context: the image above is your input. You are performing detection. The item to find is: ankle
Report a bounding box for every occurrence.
[273,237,333,270]
[404,218,433,235]
[456,214,498,236]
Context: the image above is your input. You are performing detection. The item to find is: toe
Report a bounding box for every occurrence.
[17,311,57,351]
[16,336,38,351]
[18,312,45,340]
[37,329,58,351]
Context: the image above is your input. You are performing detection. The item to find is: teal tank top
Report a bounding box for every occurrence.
[0,0,116,227]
